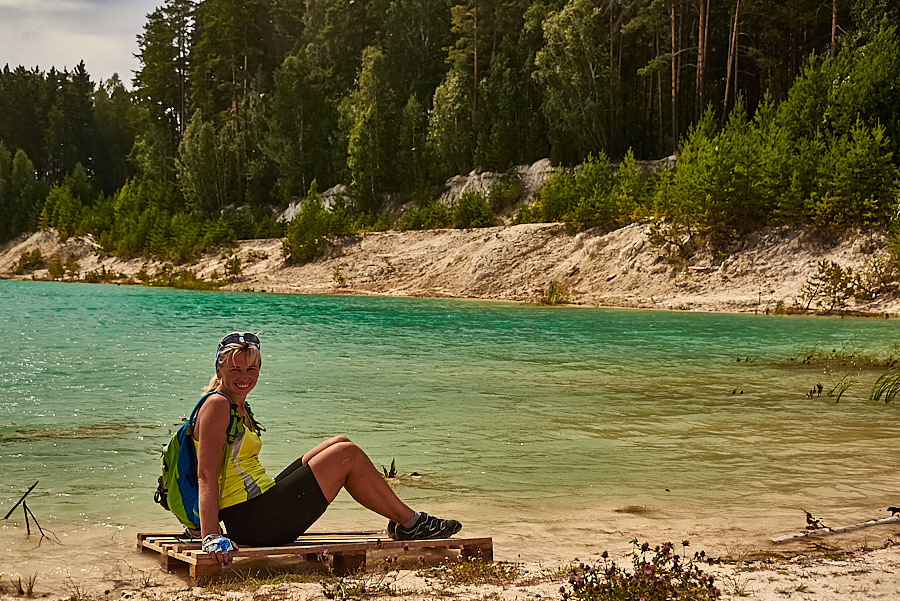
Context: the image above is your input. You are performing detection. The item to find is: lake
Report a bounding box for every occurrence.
[2,279,899,572]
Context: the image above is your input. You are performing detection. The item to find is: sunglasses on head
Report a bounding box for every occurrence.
[216,332,261,365]
[218,332,261,348]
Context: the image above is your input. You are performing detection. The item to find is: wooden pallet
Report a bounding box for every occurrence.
[137,531,493,581]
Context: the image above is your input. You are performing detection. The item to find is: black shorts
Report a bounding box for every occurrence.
[220,457,329,546]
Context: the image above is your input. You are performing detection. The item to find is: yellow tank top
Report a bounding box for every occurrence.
[195,418,276,509]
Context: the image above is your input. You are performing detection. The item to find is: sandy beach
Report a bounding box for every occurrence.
[2,515,900,601]
[3,222,900,600]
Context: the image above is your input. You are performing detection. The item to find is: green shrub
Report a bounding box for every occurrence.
[395,200,451,231]
[538,280,570,305]
[14,249,44,274]
[282,181,350,264]
[800,259,857,312]
[47,257,65,279]
[64,254,80,277]
[453,191,496,228]
[488,170,525,214]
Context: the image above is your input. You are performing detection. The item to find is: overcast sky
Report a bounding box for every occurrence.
[0,0,161,86]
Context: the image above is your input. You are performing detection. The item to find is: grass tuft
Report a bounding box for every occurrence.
[870,367,900,403]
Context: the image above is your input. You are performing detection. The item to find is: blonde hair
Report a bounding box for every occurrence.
[204,342,262,392]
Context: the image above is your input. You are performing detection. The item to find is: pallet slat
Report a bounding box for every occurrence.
[137,532,493,582]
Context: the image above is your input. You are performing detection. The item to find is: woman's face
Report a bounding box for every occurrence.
[216,351,260,400]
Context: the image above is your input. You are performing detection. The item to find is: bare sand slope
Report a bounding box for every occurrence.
[1,223,895,315]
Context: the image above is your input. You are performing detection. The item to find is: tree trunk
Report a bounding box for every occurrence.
[473,0,478,114]
[695,0,708,120]
[723,0,739,115]
[831,0,837,57]
[670,3,677,150]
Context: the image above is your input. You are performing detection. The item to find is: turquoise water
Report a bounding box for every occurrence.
[2,279,900,562]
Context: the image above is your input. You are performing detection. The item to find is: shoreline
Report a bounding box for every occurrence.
[2,517,900,601]
[1,223,898,316]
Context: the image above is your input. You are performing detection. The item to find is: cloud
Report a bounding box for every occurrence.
[0,0,158,84]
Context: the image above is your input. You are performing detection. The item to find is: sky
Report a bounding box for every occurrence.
[0,0,161,86]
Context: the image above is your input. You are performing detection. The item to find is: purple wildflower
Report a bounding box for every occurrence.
[682,540,690,547]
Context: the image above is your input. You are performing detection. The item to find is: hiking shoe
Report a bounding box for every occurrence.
[387,520,397,538]
[392,512,462,540]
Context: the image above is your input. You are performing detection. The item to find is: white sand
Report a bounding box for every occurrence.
[1,223,897,315]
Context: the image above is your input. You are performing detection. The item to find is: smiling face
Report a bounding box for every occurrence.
[215,349,260,402]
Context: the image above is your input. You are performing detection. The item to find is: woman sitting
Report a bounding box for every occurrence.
[195,332,461,565]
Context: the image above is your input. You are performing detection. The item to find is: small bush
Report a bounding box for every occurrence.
[395,200,450,231]
[47,257,65,280]
[64,254,80,277]
[282,181,350,264]
[453,191,497,229]
[489,170,525,214]
[539,280,570,305]
[560,540,720,601]
[225,255,242,279]
[14,249,44,274]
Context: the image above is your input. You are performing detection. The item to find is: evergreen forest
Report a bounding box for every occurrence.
[1,0,899,266]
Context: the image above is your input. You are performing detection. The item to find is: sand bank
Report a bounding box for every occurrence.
[1,223,897,315]
[3,508,900,601]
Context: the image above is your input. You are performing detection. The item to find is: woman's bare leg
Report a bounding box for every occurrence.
[306,437,416,525]
[301,435,353,465]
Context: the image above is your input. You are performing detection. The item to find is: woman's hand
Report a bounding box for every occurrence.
[201,534,239,566]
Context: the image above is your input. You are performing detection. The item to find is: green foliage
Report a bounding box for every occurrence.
[39,184,83,240]
[533,0,616,163]
[2,0,900,262]
[528,151,652,232]
[452,191,496,229]
[427,68,475,180]
[64,253,80,276]
[394,200,451,231]
[811,121,897,229]
[47,256,65,279]
[177,110,239,216]
[660,103,767,246]
[267,51,341,203]
[381,459,397,478]
[343,46,399,214]
[13,249,44,274]
[488,170,524,214]
[224,254,242,279]
[538,280,570,305]
[560,540,720,601]
[800,259,857,312]
[870,367,900,403]
[282,181,350,264]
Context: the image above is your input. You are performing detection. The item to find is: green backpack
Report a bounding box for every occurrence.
[153,392,239,530]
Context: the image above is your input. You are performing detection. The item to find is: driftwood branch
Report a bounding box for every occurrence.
[3,480,59,544]
[772,515,900,544]
[3,480,38,520]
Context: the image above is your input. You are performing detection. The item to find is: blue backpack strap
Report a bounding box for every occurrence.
[186,391,237,440]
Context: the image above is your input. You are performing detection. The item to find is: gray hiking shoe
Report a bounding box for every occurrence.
[391,513,462,541]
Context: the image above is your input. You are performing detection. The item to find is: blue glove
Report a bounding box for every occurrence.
[202,534,237,553]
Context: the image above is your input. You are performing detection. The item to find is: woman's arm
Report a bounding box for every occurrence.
[194,394,238,564]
